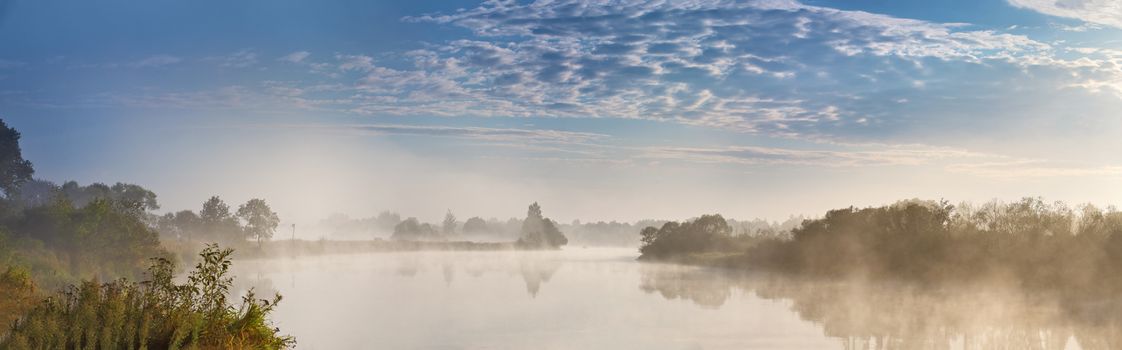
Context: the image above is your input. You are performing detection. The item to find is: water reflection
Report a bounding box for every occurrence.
[520,257,561,297]
[222,249,1122,349]
[639,264,1122,350]
[233,250,568,298]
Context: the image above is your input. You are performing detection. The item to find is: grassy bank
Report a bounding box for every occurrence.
[1,245,293,349]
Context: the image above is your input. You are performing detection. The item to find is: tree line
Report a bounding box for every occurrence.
[638,198,1122,295]
[389,202,569,249]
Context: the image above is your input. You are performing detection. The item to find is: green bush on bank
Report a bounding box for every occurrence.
[2,244,294,349]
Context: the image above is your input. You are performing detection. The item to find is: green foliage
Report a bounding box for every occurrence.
[8,197,168,288]
[2,244,294,349]
[57,181,160,215]
[641,198,1122,294]
[638,214,735,259]
[518,202,567,249]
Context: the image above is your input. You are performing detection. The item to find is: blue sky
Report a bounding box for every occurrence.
[1,0,1120,226]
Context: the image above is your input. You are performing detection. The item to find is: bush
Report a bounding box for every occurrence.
[2,244,294,349]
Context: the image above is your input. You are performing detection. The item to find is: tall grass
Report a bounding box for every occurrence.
[1,244,294,349]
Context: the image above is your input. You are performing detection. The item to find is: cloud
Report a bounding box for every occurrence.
[280,51,311,63]
[1008,0,1122,29]
[388,0,1056,136]
[129,54,181,68]
[336,54,375,72]
[58,0,1122,151]
[644,144,992,167]
[0,58,24,69]
[947,160,1122,178]
[206,49,258,68]
[291,123,610,145]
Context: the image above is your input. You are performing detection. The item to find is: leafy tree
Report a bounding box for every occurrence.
[0,119,33,198]
[199,196,242,244]
[157,210,202,241]
[55,181,159,216]
[442,210,458,235]
[11,179,59,209]
[237,198,281,245]
[463,217,488,233]
[518,202,567,248]
[391,217,438,241]
[638,214,731,259]
[109,182,159,213]
[375,211,402,232]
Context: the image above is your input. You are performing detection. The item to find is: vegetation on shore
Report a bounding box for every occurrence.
[2,244,293,349]
[0,119,292,347]
[639,198,1122,295]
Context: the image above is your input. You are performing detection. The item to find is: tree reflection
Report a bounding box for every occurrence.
[639,265,1122,349]
[382,252,564,297]
[519,256,561,297]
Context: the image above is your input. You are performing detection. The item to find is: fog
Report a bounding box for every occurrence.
[226,248,1111,349]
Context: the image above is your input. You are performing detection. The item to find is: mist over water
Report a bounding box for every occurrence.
[226,249,1109,350]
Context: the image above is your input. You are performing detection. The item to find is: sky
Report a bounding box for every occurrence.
[0,0,1120,228]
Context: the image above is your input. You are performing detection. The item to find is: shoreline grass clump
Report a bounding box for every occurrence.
[2,244,294,349]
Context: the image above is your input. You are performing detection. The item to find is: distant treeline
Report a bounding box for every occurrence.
[639,198,1122,294]
[315,209,801,247]
[383,202,568,249]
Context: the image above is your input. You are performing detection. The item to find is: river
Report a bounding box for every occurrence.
[229,248,1108,349]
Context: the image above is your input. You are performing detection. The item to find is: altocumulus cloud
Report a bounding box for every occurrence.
[390,0,1054,137]
[288,124,609,145]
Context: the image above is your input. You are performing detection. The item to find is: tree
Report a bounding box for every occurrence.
[442,210,457,236]
[158,210,201,241]
[638,214,731,259]
[392,217,438,241]
[518,202,567,249]
[199,196,241,243]
[109,182,159,213]
[55,181,158,217]
[0,119,33,198]
[463,217,488,234]
[237,198,280,245]
[12,179,59,208]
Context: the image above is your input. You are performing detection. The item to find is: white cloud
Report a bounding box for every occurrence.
[1009,0,1122,29]
[947,160,1122,178]
[280,51,311,63]
[644,144,992,167]
[316,124,609,145]
[207,49,259,68]
[130,54,182,68]
[0,59,26,69]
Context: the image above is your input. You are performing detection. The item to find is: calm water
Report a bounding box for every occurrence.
[229,248,1109,350]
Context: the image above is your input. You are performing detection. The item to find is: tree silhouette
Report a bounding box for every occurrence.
[0,119,33,198]
[442,210,458,235]
[518,202,567,249]
[237,198,280,245]
[200,196,242,243]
